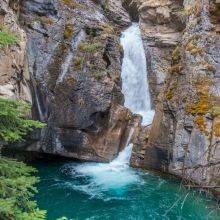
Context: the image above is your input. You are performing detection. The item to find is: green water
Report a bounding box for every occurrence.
[34,161,219,220]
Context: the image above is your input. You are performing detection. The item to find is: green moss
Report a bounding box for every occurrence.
[166,83,177,100]
[91,71,106,80]
[78,42,101,53]
[0,29,18,48]
[73,56,84,70]
[212,106,220,117]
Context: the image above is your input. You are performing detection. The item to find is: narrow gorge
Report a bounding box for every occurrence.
[0,0,220,219]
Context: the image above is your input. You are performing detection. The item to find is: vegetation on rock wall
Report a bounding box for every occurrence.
[78,42,101,53]
[64,23,74,40]
[0,27,18,48]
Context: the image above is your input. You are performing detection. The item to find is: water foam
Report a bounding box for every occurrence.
[71,144,140,193]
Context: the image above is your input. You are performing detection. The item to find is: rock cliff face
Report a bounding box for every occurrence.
[129,0,220,195]
[1,0,135,162]
[0,0,30,100]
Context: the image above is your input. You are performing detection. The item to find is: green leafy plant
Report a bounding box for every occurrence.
[0,98,44,142]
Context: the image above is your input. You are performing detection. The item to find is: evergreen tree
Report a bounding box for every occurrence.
[0,98,46,219]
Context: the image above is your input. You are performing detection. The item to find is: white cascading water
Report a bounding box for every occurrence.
[65,23,153,194]
[120,23,155,126]
[72,144,138,192]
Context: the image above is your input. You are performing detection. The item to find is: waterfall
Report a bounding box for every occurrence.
[61,24,154,192]
[120,23,155,125]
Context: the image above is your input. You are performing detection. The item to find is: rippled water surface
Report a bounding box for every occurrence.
[34,160,219,220]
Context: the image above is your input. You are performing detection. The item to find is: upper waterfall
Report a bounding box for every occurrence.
[120,23,155,125]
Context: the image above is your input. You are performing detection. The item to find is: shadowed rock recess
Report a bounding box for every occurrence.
[0,0,220,196]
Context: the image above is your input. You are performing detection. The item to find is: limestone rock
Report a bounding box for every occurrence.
[0,0,30,101]
[133,0,220,197]
[16,0,133,162]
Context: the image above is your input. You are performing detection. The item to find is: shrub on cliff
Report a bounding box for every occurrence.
[0,98,46,219]
[0,26,18,48]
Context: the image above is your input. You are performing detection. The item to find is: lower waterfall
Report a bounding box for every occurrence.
[67,143,139,193]
[120,23,155,125]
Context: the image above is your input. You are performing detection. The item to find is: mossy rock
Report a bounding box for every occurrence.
[64,23,74,40]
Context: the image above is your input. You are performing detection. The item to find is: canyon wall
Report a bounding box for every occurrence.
[130,0,220,195]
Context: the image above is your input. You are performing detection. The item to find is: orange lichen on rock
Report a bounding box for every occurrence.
[61,0,85,9]
[213,117,220,137]
[168,64,183,74]
[186,77,212,115]
[64,23,74,40]
[186,41,203,55]
[194,116,208,135]
[197,60,216,72]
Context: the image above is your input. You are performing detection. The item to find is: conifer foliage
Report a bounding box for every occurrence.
[0,158,46,219]
[0,98,44,142]
[0,98,46,219]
